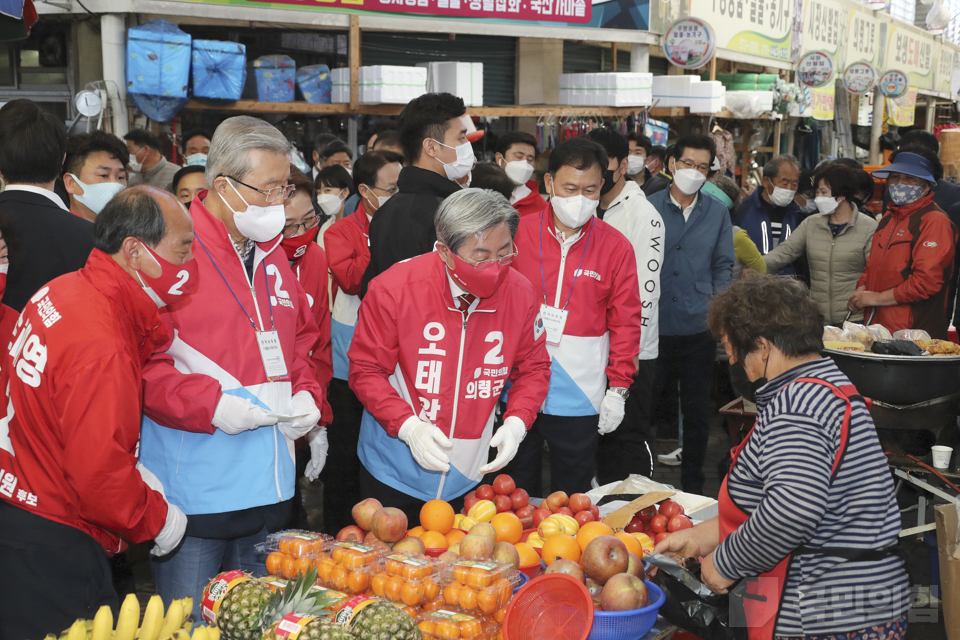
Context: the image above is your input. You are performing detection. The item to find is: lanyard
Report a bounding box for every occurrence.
[538,210,594,310]
[195,234,275,332]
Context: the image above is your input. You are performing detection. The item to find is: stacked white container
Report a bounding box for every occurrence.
[558,72,653,107]
[419,62,484,106]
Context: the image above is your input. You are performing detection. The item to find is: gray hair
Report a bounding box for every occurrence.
[762,154,799,180]
[206,116,291,188]
[435,189,520,254]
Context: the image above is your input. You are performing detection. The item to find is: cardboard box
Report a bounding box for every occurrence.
[420,62,483,106]
[936,503,960,639]
[602,491,675,531]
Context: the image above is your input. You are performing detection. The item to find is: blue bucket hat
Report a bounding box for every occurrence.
[871,151,937,183]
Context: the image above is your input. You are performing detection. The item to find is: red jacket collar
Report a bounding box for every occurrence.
[541,205,594,246]
[191,190,283,258]
[354,202,371,235]
[888,190,937,219]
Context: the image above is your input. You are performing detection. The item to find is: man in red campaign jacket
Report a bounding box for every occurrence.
[506,138,643,497]
[0,187,195,640]
[496,131,547,217]
[349,189,551,521]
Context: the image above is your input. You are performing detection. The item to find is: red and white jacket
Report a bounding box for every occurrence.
[349,253,551,501]
[512,181,548,218]
[291,242,333,425]
[325,203,371,380]
[0,250,169,553]
[511,208,642,416]
[139,192,327,516]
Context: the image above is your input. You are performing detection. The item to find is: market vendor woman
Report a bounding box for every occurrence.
[657,276,909,640]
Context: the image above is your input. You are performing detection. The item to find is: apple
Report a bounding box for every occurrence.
[352,498,383,531]
[515,504,534,522]
[509,488,530,510]
[600,573,649,611]
[449,543,461,554]
[649,515,668,534]
[588,504,600,520]
[438,551,460,564]
[532,508,552,528]
[624,520,645,534]
[654,532,669,545]
[658,500,683,519]
[580,535,629,585]
[459,534,494,560]
[493,474,516,495]
[363,531,380,545]
[495,495,513,513]
[492,541,521,571]
[463,493,480,513]
[625,551,644,578]
[544,558,585,584]
[585,578,603,600]
[545,491,569,512]
[368,538,392,551]
[476,484,496,501]
[555,507,575,517]
[574,510,595,526]
[392,536,427,555]
[668,515,693,532]
[370,507,408,543]
[468,522,498,546]
[569,493,592,513]
[336,525,365,542]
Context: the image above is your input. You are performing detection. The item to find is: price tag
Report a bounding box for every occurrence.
[257,330,288,381]
[539,304,569,347]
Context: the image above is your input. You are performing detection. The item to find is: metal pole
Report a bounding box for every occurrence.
[100,14,128,136]
[869,87,884,165]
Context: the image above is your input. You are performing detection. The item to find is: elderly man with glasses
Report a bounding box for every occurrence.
[138,116,330,618]
[348,188,551,522]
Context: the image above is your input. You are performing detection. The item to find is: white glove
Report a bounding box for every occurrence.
[212,394,278,435]
[598,389,627,435]
[478,416,526,476]
[398,416,452,472]
[304,427,329,481]
[152,501,187,557]
[278,391,322,440]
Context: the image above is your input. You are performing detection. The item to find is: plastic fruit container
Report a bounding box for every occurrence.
[261,575,290,592]
[314,541,390,595]
[417,609,501,640]
[371,554,442,607]
[586,581,665,640]
[262,530,332,556]
[440,561,520,616]
[327,540,389,570]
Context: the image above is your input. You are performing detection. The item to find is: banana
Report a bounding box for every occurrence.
[179,597,193,623]
[191,626,208,640]
[137,595,165,640]
[206,627,219,640]
[158,599,183,640]
[114,593,141,640]
[181,620,194,634]
[90,606,113,640]
[65,619,87,640]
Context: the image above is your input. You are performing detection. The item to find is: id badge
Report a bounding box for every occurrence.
[256,330,289,381]
[539,304,569,347]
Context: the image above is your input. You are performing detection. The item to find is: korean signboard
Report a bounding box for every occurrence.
[801,0,845,65]
[842,61,877,95]
[879,69,909,98]
[881,23,935,91]
[887,88,917,127]
[662,18,717,70]
[797,50,834,88]
[846,5,881,66]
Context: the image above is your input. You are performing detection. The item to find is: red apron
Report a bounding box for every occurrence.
[717,378,857,640]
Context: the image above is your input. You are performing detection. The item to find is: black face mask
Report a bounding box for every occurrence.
[601,169,618,195]
[729,360,768,403]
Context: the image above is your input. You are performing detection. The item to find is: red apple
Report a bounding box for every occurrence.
[545,491,569,512]
[351,498,383,531]
[585,578,603,600]
[658,500,682,519]
[569,493,592,513]
[600,573,649,611]
[463,493,480,513]
[588,504,600,520]
[532,507,552,528]
[625,552,644,578]
[476,484,495,501]
[509,488,530,510]
[635,506,657,524]
[363,531,379,545]
[336,525,365,542]
[667,515,693,532]
[555,506,575,518]
[544,558,585,583]
[580,535,629,585]
[495,495,512,513]
[574,510,595,526]
[649,514,668,534]
[493,474,516,495]
[624,519,645,534]
[370,507,408,543]
[654,532,670,545]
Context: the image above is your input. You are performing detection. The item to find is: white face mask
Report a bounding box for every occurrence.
[551,187,599,229]
[128,153,143,173]
[626,155,646,176]
[185,153,207,167]
[802,198,818,213]
[69,175,125,215]
[815,196,840,215]
[317,192,345,217]
[768,185,797,207]
[432,139,476,181]
[502,159,534,186]
[672,168,707,196]
[224,180,286,242]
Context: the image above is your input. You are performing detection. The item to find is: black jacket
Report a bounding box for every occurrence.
[0,190,94,312]
[641,172,672,197]
[360,166,461,297]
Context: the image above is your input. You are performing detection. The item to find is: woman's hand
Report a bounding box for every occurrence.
[701,552,736,595]
[653,517,719,558]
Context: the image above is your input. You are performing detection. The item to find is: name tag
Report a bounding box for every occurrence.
[257,330,289,381]
[539,304,569,347]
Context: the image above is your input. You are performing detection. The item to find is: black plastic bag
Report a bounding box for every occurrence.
[871,340,924,356]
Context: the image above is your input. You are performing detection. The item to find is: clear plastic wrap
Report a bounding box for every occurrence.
[842,321,872,347]
[823,326,844,342]
[894,329,932,341]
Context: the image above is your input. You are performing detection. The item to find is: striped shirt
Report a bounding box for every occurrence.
[713,358,909,637]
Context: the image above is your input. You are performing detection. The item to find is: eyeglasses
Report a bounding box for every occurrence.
[676,158,712,173]
[221,175,295,204]
[369,184,399,197]
[282,214,320,238]
[461,245,519,270]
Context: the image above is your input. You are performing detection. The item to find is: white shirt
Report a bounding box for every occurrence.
[670,191,698,222]
[511,184,532,205]
[446,270,479,311]
[3,184,69,211]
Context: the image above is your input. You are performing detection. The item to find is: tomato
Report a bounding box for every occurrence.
[494,495,512,513]
[463,493,480,513]
[532,508,552,528]
[654,532,670,544]
[509,489,530,510]
[667,515,693,532]
[493,474,516,495]
[476,484,495,501]
[649,514,669,533]
[554,507,574,517]
[574,510,595,526]
[658,500,682,519]
[588,504,600,520]
[635,506,657,524]
[624,520,645,534]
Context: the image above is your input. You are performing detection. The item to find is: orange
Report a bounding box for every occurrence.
[445,529,466,547]
[385,576,404,602]
[316,558,335,584]
[460,619,483,639]
[434,621,461,639]
[408,526,425,538]
[420,499,456,534]
[423,597,444,612]
[419,621,436,635]
[424,579,440,600]
[493,605,508,623]
[490,512,523,544]
[514,542,539,568]
[576,521,614,552]
[330,565,349,590]
[458,585,478,610]
[541,534,581,566]
[420,530,449,550]
[477,589,499,614]
[443,581,462,605]
[281,554,299,579]
[615,532,642,557]
[370,572,388,597]
[265,552,284,576]
[494,579,512,608]
[297,557,313,576]
[401,581,425,606]
[347,570,369,593]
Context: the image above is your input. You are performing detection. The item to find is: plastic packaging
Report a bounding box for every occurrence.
[894,329,932,341]
[417,609,501,640]
[192,40,246,101]
[126,19,191,122]
[253,55,296,102]
[867,324,893,342]
[296,64,332,104]
[823,326,844,342]
[842,321,872,347]
[441,560,519,616]
[370,553,442,606]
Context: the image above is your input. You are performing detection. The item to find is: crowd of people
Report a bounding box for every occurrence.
[0,93,930,640]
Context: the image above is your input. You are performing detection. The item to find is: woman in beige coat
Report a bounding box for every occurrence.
[764,164,878,323]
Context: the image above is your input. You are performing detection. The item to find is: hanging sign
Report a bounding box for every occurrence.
[797,50,835,88]
[887,88,918,127]
[842,61,877,95]
[811,82,836,121]
[662,17,717,70]
[878,69,909,98]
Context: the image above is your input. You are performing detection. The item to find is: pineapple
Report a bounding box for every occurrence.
[209,576,274,640]
[263,617,355,640]
[349,602,421,640]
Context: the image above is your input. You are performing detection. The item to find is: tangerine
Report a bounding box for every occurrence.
[541,533,581,566]
[460,619,483,639]
[443,581,462,605]
[490,512,523,544]
[458,585,478,610]
[385,576,404,601]
[514,542,539,568]
[281,554,299,579]
[401,581,425,606]
[348,570,370,593]
[418,621,437,635]
[370,572,388,597]
[408,526,425,538]
[422,596,445,612]
[434,621,461,639]
[330,565,349,590]
[493,605,508,623]
[420,499,456,534]
[316,558,335,584]
[615,531,643,557]
[445,529,466,547]
[424,579,440,600]
[477,589,499,614]
[420,530,449,550]
[576,521,614,552]
[265,552,284,576]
